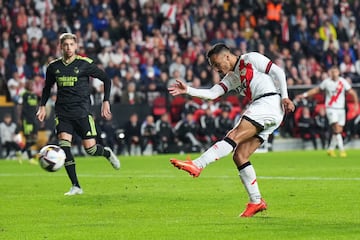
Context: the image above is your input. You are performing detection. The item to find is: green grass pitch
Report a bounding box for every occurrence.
[1,150,360,240]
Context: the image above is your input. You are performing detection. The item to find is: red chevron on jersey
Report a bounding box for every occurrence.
[328,81,344,107]
[239,59,254,100]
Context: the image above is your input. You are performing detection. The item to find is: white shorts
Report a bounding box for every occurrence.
[326,108,346,126]
[237,94,284,142]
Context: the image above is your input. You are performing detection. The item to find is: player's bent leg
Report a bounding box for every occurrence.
[84,141,120,170]
[104,146,121,169]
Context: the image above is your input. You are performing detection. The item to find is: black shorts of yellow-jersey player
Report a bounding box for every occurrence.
[22,119,38,145]
[18,81,39,161]
[55,115,97,140]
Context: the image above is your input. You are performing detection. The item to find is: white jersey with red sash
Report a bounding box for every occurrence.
[319,77,351,110]
[186,51,289,140]
[217,52,287,141]
[218,52,285,101]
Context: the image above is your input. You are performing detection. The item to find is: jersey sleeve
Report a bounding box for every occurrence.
[247,52,289,99]
[319,79,327,90]
[86,62,111,102]
[40,64,56,106]
[342,78,352,91]
[187,84,225,100]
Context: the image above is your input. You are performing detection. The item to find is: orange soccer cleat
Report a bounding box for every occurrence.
[240,198,267,217]
[170,159,202,178]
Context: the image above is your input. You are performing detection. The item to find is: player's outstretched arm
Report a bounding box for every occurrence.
[168,79,225,100]
[348,88,359,113]
[295,87,321,101]
[168,79,188,96]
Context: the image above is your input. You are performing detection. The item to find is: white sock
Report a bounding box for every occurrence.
[328,134,337,150]
[336,133,344,151]
[239,163,261,203]
[193,139,235,168]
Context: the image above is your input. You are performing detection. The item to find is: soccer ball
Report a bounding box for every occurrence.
[39,145,66,172]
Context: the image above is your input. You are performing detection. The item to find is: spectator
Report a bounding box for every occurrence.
[159,0,178,27]
[338,41,356,64]
[110,47,130,67]
[174,112,202,152]
[318,19,337,42]
[121,81,144,105]
[1,30,16,54]
[192,17,207,43]
[198,106,217,147]
[0,113,21,159]
[131,21,144,49]
[167,69,185,89]
[155,113,176,153]
[336,20,349,43]
[124,113,142,156]
[99,30,112,48]
[214,107,233,140]
[17,80,39,163]
[314,106,330,149]
[11,54,32,82]
[297,106,318,150]
[169,55,186,79]
[92,11,109,33]
[26,18,43,42]
[109,75,122,104]
[322,41,339,70]
[182,95,201,116]
[266,0,282,39]
[118,19,132,42]
[97,47,111,68]
[7,72,25,104]
[140,115,157,155]
[339,54,356,78]
[346,17,358,40]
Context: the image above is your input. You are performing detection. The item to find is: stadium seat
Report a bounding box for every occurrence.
[0,95,14,107]
[293,106,304,137]
[170,96,186,123]
[152,96,167,117]
[346,103,359,120]
[193,109,205,122]
[312,93,325,104]
[314,103,325,115]
[346,92,355,103]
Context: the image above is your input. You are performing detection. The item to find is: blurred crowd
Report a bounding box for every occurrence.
[1,0,360,156]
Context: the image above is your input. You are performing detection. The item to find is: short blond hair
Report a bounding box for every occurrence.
[59,33,77,44]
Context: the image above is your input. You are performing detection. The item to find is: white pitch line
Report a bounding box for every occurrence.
[258,176,360,181]
[0,173,360,181]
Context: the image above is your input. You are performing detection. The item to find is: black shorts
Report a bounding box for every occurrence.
[22,119,38,136]
[55,115,98,139]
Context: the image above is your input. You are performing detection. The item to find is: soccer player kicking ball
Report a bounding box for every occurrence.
[37,33,120,196]
[168,43,295,217]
